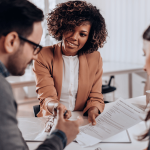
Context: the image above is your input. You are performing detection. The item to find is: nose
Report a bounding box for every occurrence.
[71,32,78,41]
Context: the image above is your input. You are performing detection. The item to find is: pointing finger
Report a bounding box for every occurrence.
[92,115,96,125]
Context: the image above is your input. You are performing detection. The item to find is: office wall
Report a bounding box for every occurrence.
[89,0,150,65]
[26,0,148,100]
[31,0,150,65]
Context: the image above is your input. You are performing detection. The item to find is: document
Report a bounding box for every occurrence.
[18,97,143,147]
[76,98,143,147]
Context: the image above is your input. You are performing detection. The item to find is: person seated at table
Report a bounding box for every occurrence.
[0,0,83,150]
[33,0,107,125]
[138,26,150,150]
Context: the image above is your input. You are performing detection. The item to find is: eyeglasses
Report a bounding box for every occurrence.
[18,35,43,55]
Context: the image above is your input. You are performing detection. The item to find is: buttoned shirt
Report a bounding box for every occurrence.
[60,55,79,111]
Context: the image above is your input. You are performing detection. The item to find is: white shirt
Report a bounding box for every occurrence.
[60,55,79,111]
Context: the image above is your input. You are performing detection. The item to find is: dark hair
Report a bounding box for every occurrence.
[143,26,150,41]
[0,0,44,38]
[47,1,107,54]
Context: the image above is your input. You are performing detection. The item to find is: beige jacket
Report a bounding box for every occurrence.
[33,43,105,117]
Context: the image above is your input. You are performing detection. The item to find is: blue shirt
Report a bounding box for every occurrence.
[0,61,10,77]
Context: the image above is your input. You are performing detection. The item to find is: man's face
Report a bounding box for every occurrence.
[7,22,43,76]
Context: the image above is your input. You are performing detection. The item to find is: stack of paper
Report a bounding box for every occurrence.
[76,98,143,147]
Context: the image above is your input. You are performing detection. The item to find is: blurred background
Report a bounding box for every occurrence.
[7,0,150,115]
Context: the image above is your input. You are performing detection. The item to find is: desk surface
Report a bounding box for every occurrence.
[19,96,148,150]
[7,62,144,87]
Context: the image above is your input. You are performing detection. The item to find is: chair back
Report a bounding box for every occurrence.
[33,105,40,117]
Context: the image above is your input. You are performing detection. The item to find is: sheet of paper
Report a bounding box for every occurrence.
[75,130,130,147]
[102,130,131,143]
[79,98,143,141]
[18,117,47,141]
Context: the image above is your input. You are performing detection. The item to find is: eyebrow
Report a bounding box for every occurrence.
[80,30,88,33]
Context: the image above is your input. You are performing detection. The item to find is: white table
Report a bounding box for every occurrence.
[18,95,148,150]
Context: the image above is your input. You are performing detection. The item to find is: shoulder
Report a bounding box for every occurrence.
[0,74,16,109]
[0,74,13,96]
[38,44,55,60]
[36,42,62,62]
[85,51,102,63]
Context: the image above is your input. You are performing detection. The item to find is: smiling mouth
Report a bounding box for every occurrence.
[66,40,78,47]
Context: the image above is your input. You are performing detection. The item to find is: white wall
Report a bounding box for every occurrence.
[85,0,150,65]
[85,0,150,99]
[25,0,149,101]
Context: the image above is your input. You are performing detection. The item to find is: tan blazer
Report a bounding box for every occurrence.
[33,43,105,117]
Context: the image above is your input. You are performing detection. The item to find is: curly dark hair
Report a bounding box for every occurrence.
[47,1,107,54]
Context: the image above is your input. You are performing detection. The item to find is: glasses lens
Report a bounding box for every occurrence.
[34,46,42,55]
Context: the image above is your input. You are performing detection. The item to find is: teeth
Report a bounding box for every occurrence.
[67,41,76,46]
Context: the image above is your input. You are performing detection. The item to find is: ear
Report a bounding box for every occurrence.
[4,32,20,54]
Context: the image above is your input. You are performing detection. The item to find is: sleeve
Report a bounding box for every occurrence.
[0,80,29,150]
[33,51,59,117]
[83,53,105,115]
[36,129,67,150]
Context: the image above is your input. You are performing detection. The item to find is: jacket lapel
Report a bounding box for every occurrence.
[74,54,89,110]
[53,43,63,100]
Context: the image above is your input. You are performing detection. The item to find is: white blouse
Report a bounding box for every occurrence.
[60,55,79,111]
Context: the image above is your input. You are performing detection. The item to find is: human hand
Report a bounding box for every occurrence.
[53,103,72,119]
[88,106,99,125]
[55,105,83,145]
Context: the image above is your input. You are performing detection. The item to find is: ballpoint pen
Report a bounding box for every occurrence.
[64,110,68,116]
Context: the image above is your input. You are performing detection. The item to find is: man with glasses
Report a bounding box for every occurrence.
[0,0,83,150]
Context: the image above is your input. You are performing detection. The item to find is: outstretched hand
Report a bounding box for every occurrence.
[56,105,83,145]
[88,106,99,125]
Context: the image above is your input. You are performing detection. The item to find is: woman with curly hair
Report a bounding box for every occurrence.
[33,1,107,125]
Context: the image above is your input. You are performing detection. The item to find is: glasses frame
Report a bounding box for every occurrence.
[18,35,43,55]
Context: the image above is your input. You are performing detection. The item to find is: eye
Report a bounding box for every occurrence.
[80,33,87,37]
[143,53,146,57]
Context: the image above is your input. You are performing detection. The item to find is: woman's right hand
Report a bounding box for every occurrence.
[56,103,72,119]
[47,101,72,119]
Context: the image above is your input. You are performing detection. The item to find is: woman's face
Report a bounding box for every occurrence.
[62,21,91,56]
[143,40,150,75]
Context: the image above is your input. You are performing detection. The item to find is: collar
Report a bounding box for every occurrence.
[0,61,10,77]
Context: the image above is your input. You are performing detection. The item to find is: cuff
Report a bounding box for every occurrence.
[49,129,67,148]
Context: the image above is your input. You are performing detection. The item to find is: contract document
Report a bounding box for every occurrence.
[77,98,143,146]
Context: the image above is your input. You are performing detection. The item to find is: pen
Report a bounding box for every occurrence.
[64,110,68,116]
